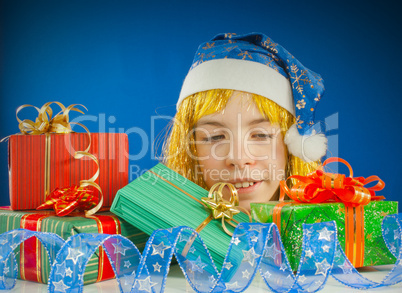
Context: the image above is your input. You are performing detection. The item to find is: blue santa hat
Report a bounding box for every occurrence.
[177,32,327,163]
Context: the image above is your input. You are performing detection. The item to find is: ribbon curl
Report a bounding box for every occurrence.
[6,101,103,216]
[280,157,385,207]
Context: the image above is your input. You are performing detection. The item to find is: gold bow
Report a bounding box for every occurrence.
[200,183,252,236]
[181,182,252,257]
[16,102,86,135]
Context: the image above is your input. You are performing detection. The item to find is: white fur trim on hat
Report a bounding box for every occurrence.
[177,58,295,115]
[284,124,328,162]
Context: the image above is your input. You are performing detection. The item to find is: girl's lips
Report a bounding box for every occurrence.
[233,181,262,194]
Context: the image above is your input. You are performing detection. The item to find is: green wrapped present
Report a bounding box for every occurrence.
[111,163,252,270]
[250,200,398,271]
[0,208,149,284]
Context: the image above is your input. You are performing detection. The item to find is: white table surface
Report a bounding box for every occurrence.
[6,264,402,292]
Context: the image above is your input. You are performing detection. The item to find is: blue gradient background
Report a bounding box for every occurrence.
[1,0,401,209]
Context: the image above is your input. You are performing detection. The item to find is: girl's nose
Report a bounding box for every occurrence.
[225,141,255,169]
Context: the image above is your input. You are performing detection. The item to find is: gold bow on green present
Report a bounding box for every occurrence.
[199,182,252,236]
[181,182,252,257]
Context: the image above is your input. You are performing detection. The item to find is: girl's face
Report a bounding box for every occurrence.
[194,91,287,211]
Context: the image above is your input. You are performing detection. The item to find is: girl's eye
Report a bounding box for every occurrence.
[251,133,274,140]
[203,134,226,142]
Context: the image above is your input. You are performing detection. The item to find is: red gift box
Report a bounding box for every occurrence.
[8,132,128,210]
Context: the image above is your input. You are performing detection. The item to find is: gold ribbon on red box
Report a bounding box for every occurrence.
[274,157,385,268]
[4,102,103,216]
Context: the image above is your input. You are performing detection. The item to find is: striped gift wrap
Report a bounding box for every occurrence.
[0,209,149,284]
[8,133,128,210]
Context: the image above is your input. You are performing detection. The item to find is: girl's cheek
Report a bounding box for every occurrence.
[197,142,231,161]
[212,142,231,160]
[246,143,275,160]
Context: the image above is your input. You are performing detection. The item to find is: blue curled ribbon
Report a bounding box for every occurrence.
[0,214,401,292]
[0,229,65,290]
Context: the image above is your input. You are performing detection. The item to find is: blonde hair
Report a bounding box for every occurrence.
[162,89,318,192]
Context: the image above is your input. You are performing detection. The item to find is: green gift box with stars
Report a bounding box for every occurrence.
[0,209,149,284]
[250,200,398,271]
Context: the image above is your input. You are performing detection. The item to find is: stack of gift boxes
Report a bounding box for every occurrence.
[0,104,149,285]
[0,103,398,287]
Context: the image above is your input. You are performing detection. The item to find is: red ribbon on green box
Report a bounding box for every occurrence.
[275,157,385,268]
[19,212,120,283]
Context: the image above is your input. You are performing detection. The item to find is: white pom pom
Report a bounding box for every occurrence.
[284,124,328,162]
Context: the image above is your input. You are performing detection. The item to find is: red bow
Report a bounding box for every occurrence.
[36,186,99,216]
[280,157,385,207]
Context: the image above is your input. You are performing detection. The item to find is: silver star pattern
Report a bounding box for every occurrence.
[186,256,207,273]
[279,263,287,272]
[223,262,233,270]
[179,234,190,243]
[153,262,162,272]
[151,241,171,258]
[339,260,353,274]
[242,247,260,266]
[66,247,84,265]
[263,270,271,279]
[389,244,397,254]
[65,267,73,278]
[394,229,401,240]
[248,225,263,232]
[315,280,323,286]
[305,228,314,239]
[55,261,67,277]
[251,236,259,242]
[318,227,334,241]
[233,237,241,245]
[305,249,314,258]
[123,271,136,286]
[298,274,307,283]
[52,280,70,293]
[112,240,131,256]
[9,230,20,238]
[321,245,330,252]
[137,276,158,293]
[3,266,10,275]
[225,281,240,290]
[315,258,331,276]
[264,243,281,259]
